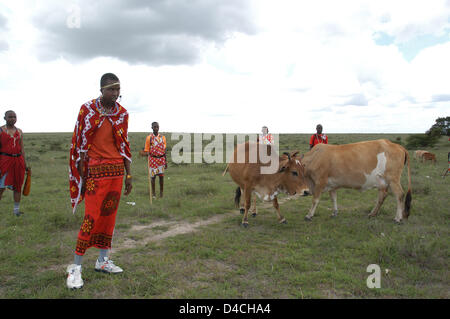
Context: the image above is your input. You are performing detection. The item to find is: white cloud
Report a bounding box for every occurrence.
[0,0,449,135]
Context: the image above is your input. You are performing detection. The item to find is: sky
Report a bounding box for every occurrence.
[0,0,449,134]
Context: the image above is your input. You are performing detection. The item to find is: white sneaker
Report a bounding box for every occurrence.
[66,264,83,289]
[95,257,123,274]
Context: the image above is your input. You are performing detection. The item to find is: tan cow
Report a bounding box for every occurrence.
[301,139,412,223]
[223,142,308,227]
[421,152,436,164]
[414,150,427,161]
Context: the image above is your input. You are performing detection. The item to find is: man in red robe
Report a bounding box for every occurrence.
[142,122,167,198]
[309,124,328,149]
[0,110,29,217]
[66,73,132,289]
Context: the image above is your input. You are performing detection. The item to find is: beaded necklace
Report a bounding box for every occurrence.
[95,97,119,117]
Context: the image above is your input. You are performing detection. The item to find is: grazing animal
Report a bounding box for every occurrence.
[223,142,308,227]
[421,152,436,164]
[301,139,412,223]
[414,150,427,161]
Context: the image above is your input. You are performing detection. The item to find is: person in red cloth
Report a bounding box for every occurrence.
[259,126,274,145]
[309,124,328,149]
[0,110,29,217]
[66,73,132,289]
[141,122,167,198]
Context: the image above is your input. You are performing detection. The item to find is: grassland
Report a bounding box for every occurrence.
[0,132,448,299]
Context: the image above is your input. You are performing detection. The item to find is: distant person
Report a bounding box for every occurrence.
[141,122,167,198]
[259,126,274,145]
[0,110,29,216]
[67,73,132,289]
[310,124,328,149]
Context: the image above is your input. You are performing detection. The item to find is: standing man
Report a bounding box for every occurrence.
[259,126,274,145]
[0,110,29,216]
[67,73,132,289]
[141,122,167,198]
[309,124,328,149]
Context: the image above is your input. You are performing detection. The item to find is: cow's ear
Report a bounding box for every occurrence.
[282,152,291,160]
[278,166,286,173]
[291,151,300,158]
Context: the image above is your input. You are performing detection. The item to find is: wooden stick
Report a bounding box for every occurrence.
[148,156,152,205]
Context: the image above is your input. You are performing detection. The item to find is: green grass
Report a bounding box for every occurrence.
[0,133,448,298]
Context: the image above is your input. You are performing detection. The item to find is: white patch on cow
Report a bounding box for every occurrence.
[254,189,279,201]
[362,152,387,190]
[295,160,301,165]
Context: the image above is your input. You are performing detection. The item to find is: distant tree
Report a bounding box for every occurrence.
[426,116,450,136]
[406,116,448,149]
[405,134,439,149]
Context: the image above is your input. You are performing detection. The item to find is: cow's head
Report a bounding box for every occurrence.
[278,151,309,196]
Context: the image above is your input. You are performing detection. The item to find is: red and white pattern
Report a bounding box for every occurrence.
[259,134,274,145]
[145,134,166,177]
[69,98,131,213]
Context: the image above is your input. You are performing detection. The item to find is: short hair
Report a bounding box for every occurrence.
[151,122,159,126]
[100,73,119,88]
[4,110,15,117]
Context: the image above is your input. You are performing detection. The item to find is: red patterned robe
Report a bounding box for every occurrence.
[69,98,131,255]
[144,133,167,177]
[0,128,25,191]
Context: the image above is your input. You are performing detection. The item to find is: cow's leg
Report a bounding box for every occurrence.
[305,191,322,221]
[272,196,286,224]
[239,187,245,214]
[329,190,338,217]
[241,188,252,227]
[250,196,257,217]
[389,182,405,223]
[368,187,388,218]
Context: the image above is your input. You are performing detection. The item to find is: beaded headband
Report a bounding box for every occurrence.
[101,82,120,89]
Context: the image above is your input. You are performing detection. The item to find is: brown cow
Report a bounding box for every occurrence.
[301,139,412,223]
[421,152,436,164]
[414,150,427,161]
[223,142,308,227]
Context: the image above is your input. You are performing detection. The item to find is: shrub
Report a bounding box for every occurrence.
[405,134,439,149]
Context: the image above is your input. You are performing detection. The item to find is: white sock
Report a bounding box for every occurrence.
[13,202,20,215]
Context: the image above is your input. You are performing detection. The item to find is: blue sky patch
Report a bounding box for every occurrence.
[374,31,450,61]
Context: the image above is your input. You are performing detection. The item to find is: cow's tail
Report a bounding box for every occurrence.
[404,149,412,219]
[222,164,229,176]
[234,187,241,208]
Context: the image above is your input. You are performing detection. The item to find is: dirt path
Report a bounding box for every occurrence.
[111,194,301,253]
[111,213,236,253]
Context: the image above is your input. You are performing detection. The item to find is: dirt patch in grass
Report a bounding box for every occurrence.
[112,195,299,253]
[112,212,236,253]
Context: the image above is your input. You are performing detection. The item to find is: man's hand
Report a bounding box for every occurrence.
[124,177,132,195]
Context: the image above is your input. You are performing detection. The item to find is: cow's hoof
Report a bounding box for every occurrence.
[280,219,287,224]
[240,208,245,215]
[331,212,338,218]
[394,219,403,225]
[241,222,249,228]
[251,212,257,218]
[304,216,312,222]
